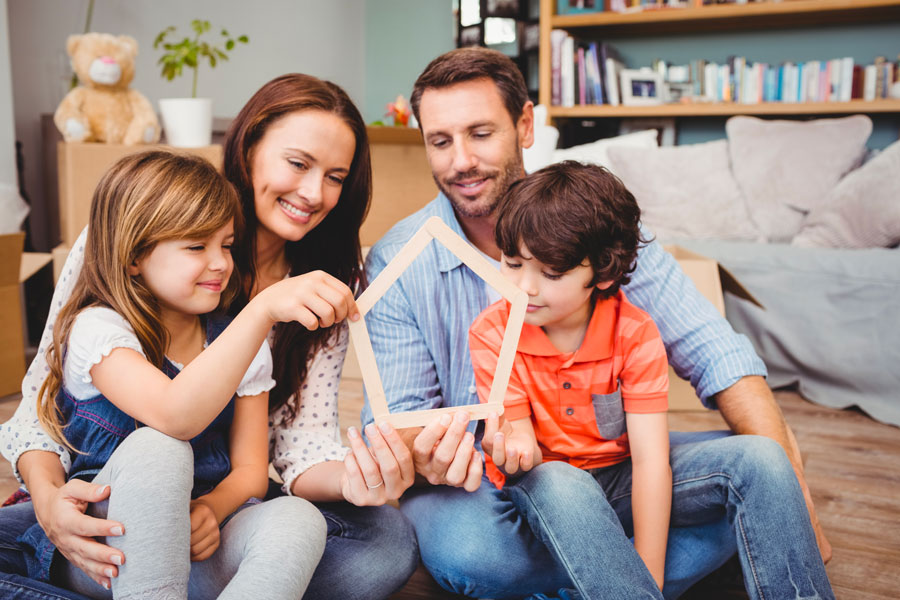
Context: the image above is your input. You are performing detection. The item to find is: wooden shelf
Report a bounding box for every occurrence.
[551,0,900,35]
[548,99,900,118]
[538,0,900,119]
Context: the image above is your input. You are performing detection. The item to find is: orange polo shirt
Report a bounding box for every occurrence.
[469,290,669,489]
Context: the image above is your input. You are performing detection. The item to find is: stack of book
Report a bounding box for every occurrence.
[550,31,900,106]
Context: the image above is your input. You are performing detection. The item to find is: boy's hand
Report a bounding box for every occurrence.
[483,412,541,476]
[188,500,220,562]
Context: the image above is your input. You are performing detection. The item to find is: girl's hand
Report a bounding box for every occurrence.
[260,270,359,330]
[188,500,220,562]
[340,423,415,506]
[483,412,541,476]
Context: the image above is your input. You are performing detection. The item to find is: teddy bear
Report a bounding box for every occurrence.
[54,33,160,145]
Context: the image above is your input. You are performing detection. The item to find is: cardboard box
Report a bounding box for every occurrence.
[0,233,52,397]
[362,127,436,247]
[664,245,762,411]
[57,142,224,247]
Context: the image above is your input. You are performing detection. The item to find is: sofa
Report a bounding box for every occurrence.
[527,114,900,427]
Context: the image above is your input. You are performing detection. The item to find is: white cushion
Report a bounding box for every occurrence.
[551,129,659,173]
[726,115,872,242]
[606,140,761,243]
[792,140,900,248]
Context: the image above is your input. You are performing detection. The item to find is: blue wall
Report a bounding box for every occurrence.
[364,0,454,124]
[609,22,900,149]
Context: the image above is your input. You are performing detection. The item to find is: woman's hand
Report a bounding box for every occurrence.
[340,422,415,506]
[33,479,125,589]
[260,270,359,330]
[188,500,220,562]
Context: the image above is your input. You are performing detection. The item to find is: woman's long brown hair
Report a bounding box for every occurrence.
[37,151,242,449]
[223,74,371,421]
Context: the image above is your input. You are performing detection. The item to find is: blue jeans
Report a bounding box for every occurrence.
[0,501,91,600]
[401,431,833,600]
[0,496,418,600]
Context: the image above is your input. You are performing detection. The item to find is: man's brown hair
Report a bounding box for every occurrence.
[411,47,529,126]
[495,160,649,298]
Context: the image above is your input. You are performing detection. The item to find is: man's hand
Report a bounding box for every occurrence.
[482,412,542,477]
[410,411,482,491]
[188,500,220,562]
[33,479,125,590]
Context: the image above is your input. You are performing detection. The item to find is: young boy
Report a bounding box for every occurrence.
[468,160,671,591]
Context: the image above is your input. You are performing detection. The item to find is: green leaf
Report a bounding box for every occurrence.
[238,35,248,43]
[225,39,234,51]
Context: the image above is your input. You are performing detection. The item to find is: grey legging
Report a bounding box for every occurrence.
[60,428,326,600]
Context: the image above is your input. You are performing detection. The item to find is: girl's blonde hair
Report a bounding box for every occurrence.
[38,150,242,449]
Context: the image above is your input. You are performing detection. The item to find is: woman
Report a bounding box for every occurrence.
[0,74,419,600]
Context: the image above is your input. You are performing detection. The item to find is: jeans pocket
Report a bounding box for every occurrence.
[592,389,625,440]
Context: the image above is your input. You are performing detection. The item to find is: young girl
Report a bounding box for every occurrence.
[20,150,341,599]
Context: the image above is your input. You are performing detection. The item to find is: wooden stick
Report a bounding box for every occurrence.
[351,216,528,428]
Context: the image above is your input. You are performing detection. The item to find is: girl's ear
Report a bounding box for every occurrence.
[127,261,140,276]
[595,280,614,291]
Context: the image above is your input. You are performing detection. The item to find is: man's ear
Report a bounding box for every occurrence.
[518,101,535,149]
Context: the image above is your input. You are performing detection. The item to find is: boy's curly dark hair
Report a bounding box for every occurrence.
[494,160,650,299]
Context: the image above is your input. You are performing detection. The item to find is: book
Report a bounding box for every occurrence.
[550,30,568,106]
[600,42,625,106]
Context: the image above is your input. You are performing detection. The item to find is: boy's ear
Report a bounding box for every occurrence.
[595,280,614,291]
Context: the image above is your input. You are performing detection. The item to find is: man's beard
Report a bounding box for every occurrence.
[434,145,524,219]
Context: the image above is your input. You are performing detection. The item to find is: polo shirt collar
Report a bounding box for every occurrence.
[516,293,618,361]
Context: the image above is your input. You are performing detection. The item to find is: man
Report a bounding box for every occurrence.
[362,47,831,598]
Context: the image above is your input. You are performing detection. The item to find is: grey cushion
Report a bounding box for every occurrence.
[606,140,761,243]
[679,239,900,427]
[792,140,900,249]
[726,115,872,242]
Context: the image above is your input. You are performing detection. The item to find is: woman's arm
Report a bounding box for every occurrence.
[18,450,124,588]
[272,327,414,504]
[627,411,671,590]
[189,391,270,561]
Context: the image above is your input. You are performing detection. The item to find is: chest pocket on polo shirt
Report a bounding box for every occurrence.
[591,388,625,440]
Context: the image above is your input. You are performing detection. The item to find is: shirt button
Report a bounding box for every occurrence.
[563,382,572,389]
[468,385,477,394]
[566,407,574,416]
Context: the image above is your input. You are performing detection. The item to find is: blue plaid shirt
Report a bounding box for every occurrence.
[361,192,765,427]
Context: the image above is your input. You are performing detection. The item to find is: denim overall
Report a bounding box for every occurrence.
[19,315,236,581]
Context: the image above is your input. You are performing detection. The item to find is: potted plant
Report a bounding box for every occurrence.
[154,20,247,147]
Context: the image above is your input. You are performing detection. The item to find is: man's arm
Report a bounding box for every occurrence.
[716,376,832,562]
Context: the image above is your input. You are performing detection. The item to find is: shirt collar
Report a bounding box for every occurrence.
[517,292,619,361]
[431,192,469,273]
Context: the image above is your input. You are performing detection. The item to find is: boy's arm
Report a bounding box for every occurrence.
[626,411,671,590]
[189,392,270,561]
[482,413,542,476]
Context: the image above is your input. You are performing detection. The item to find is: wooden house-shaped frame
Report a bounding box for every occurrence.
[349,216,528,428]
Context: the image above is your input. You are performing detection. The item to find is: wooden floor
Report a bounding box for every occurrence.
[3,384,899,599]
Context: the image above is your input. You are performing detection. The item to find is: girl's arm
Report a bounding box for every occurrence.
[189,391,270,561]
[91,271,358,440]
[626,411,671,590]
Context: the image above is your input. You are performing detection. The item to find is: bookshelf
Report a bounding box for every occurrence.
[538,0,900,122]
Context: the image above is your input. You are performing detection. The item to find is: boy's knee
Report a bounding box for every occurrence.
[518,460,598,499]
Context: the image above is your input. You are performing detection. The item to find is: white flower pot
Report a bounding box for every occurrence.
[159,98,212,147]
